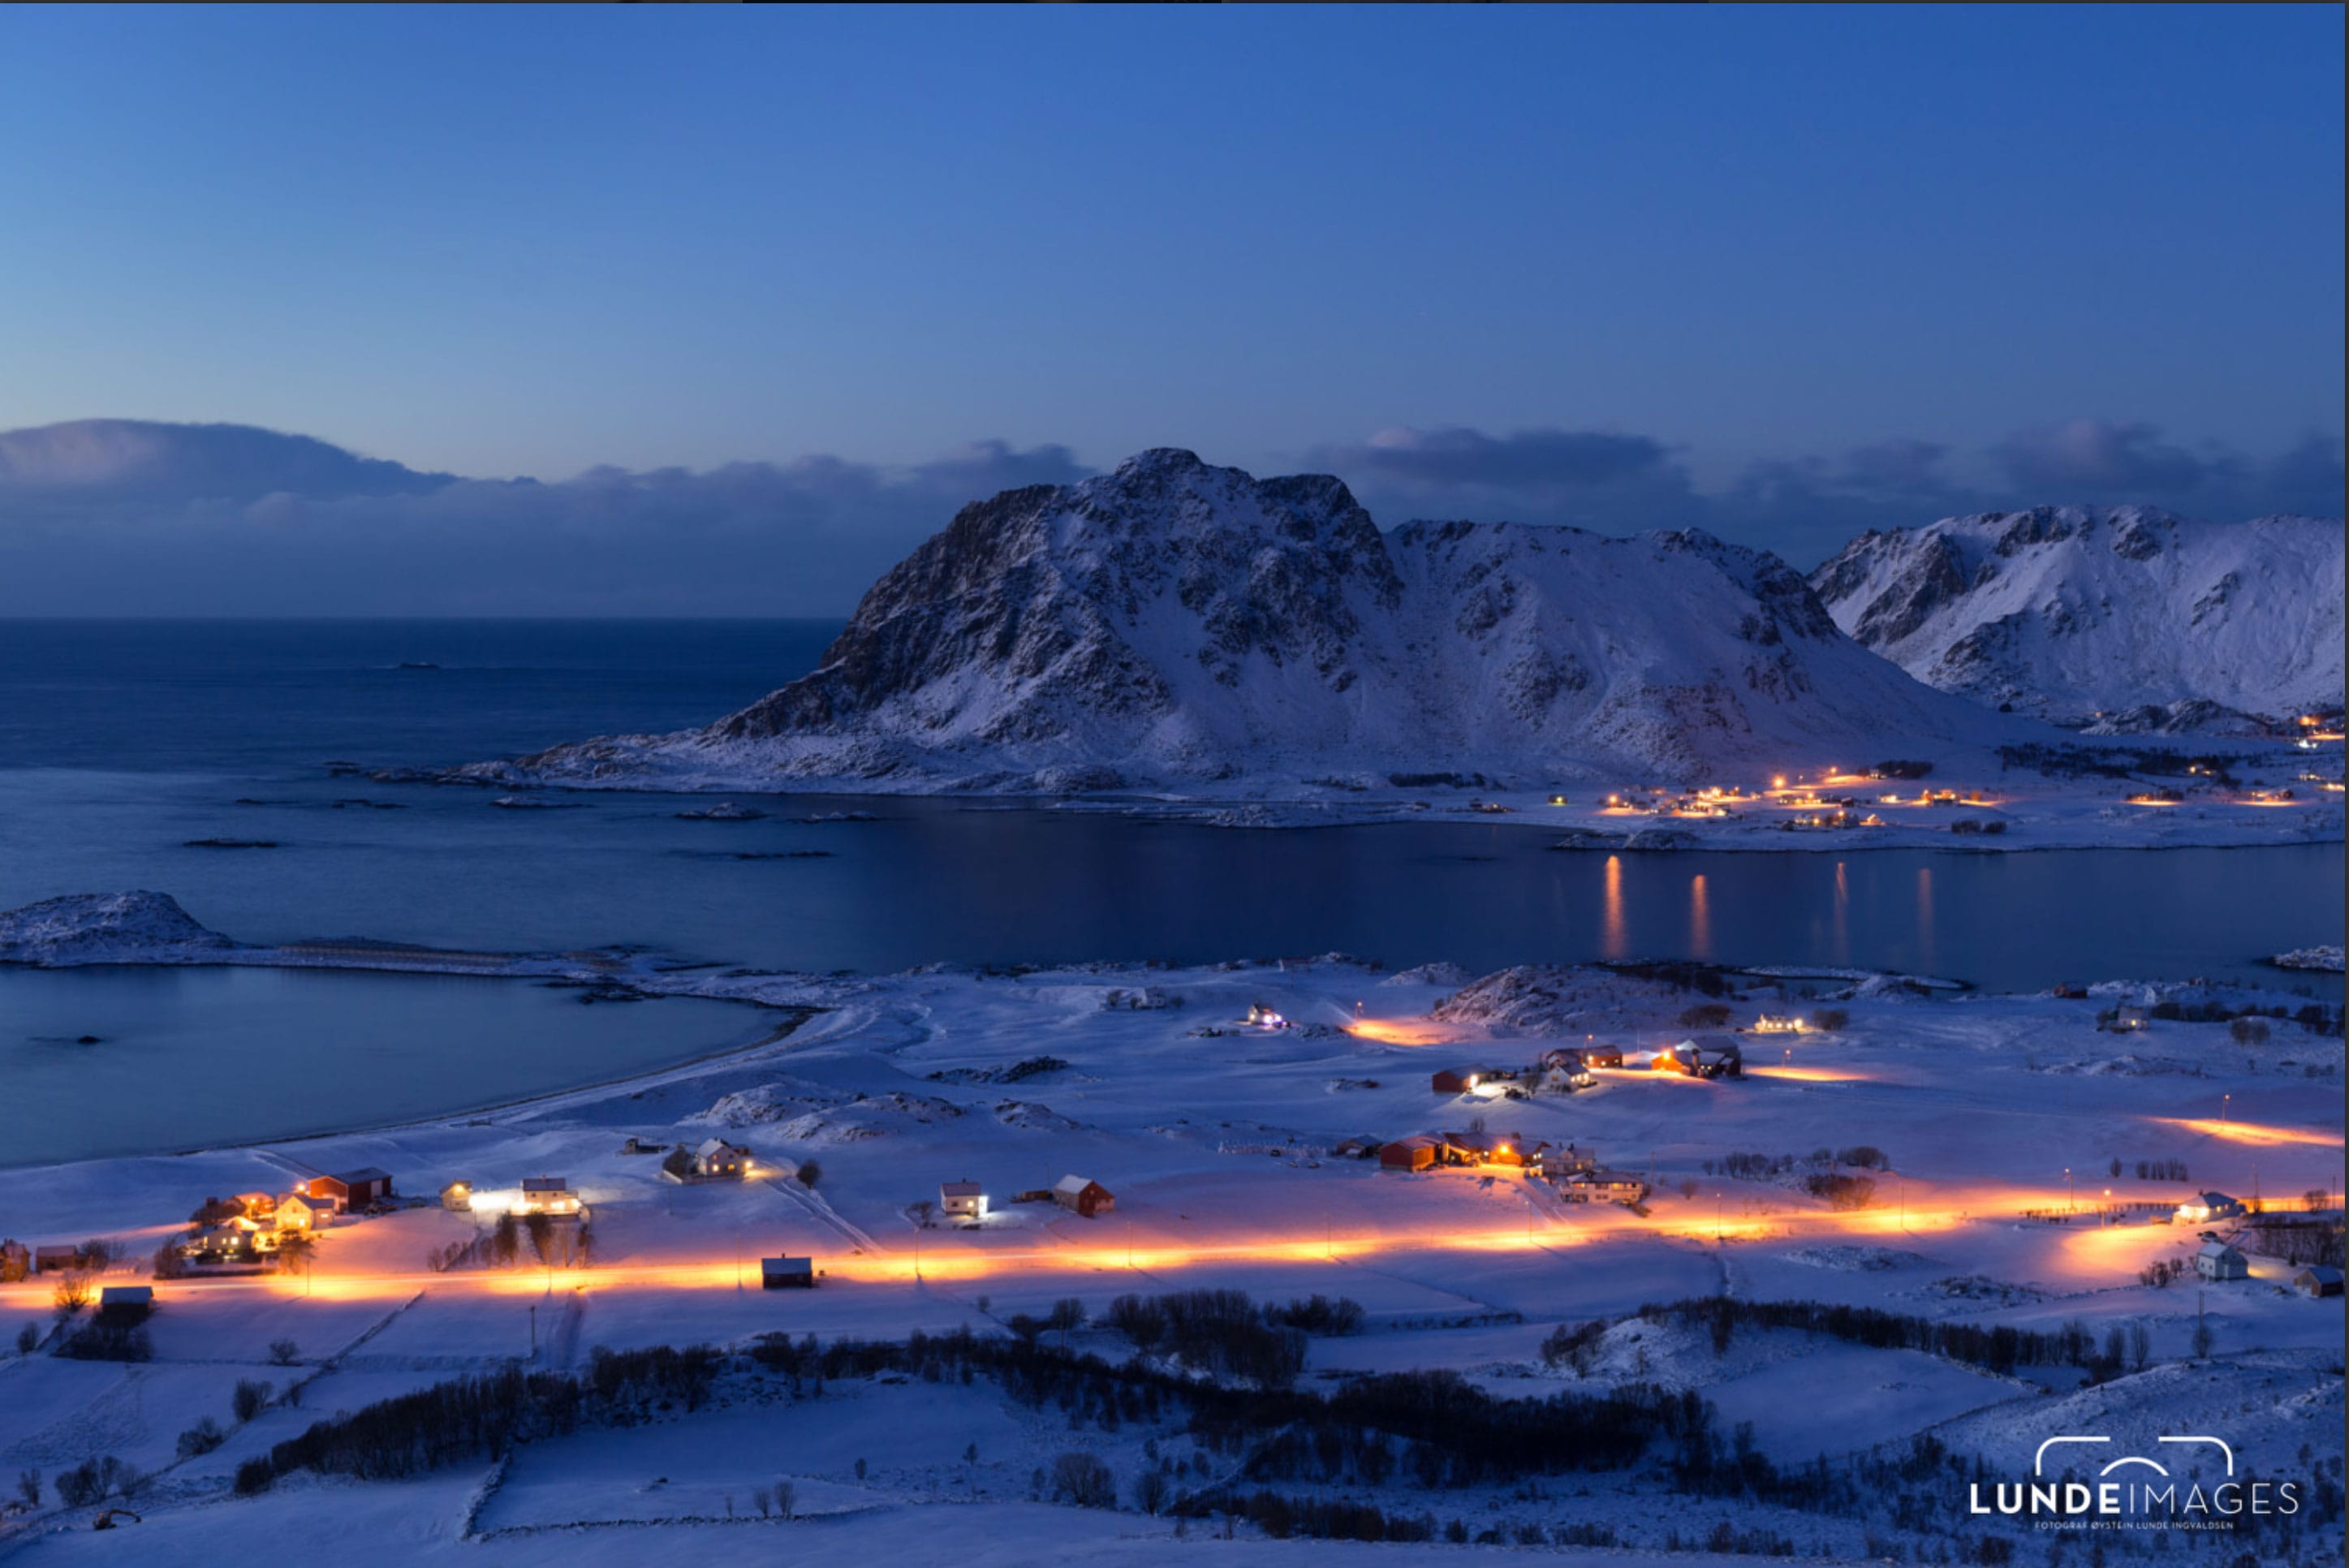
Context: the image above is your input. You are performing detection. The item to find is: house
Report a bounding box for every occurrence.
[2102,1004,2152,1033]
[1581,1044,1625,1069]
[96,1286,153,1323]
[688,1139,752,1180]
[1561,1169,1649,1205]
[439,1181,473,1212]
[2195,1240,2250,1281]
[34,1244,84,1273]
[275,1195,323,1232]
[1052,1176,1115,1217]
[2176,1191,2245,1225]
[1379,1136,1442,1173]
[2292,1265,2344,1299]
[1431,1069,1479,1095]
[1537,1050,1594,1092]
[0,1239,27,1281]
[940,1179,988,1221]
[1659,1037,1743,1079]
[233,1191,276,1220]
[761,1256,817,1290]
[518,1178,580,1217]
[303,1167,394,1211]
[1245,1002,1287,1029]
[1752,1014,1804,1035]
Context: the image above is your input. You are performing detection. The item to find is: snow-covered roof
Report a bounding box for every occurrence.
[521,1177,571,1193]
[2296,1265,2343,1284]
[940,1180,983,1198]
[332,1166,393,1184]
[1054,1174,1101,1195]
[693,1138,742,1158]
[2191,1191,2238,1208]
[2196,1239,2244,1260]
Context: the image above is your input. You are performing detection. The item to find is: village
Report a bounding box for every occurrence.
[0,950,2340,1564]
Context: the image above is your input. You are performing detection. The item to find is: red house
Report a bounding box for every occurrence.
[302,1167,395,1211]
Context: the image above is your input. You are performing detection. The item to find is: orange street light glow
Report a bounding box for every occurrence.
[1748,1065,1869,1083]
[2154,1116,2341,1149]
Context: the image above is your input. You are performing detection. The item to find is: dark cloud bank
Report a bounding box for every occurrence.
[0,416,2337,616]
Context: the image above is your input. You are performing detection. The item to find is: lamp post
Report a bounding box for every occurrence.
[2222,1093,2230,1126]
[2064,1167,2073,1215]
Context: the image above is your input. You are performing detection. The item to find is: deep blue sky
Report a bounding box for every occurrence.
[0,5,2340,614]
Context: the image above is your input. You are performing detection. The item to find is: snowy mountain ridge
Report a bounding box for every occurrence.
[476,449,2015,793]
[1808,506,2343,730]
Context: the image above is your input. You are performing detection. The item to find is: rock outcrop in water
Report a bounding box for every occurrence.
[467,450,2012,794]
[0,890,238,964]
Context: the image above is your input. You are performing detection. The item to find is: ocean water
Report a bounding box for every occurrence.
[0,618,2339,1161]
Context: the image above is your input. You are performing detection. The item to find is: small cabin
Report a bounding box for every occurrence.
[2175,1191,2244,1225]
[761,1256,817,1290]
[34,1244,84,1274]
[1431,1069,1479,1095]
[2292,1265,2343,1299]
[275,1195,322,1233]
[1245,1002,1287,1029]
[0,1239,28,1280]
[2195,1240,2250,1281]
[2103,1004,2152,1033]
[940,1179,988,1221]
[1052,1176,1115,1218]
[439,1181,473,1213]
[1581,1044,1625,1069]
[518,1178,581,1217]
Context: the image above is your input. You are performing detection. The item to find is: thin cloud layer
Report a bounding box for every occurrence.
[0,422,1092,616]
[1316,419,2343,565]
[0,418,2334,615]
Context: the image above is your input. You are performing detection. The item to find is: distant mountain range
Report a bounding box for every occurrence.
[472,450,2019,793]
[1809,506,2343,731]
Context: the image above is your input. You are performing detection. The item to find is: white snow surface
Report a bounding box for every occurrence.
[2,941,2340,1565]
[1810,506,2344,728]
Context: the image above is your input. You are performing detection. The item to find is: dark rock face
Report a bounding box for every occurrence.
[713,450,1396,747]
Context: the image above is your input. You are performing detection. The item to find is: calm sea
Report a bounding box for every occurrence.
[0,618,2339,1161]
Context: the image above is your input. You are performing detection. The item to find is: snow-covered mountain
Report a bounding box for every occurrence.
[1809,506,2344,730]
[475,450,2016,793]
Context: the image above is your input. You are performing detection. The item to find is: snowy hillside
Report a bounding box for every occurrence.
[472,450,2013,793]
[1808,506,2344,730]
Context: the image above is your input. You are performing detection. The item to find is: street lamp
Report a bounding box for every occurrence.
[2064,1167,2073,1215]
[2222,1093,2230,1125]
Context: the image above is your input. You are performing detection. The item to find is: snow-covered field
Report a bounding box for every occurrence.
[2,948,2339,1565]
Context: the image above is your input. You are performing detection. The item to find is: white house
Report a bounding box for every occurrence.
[518,1178,580,1217]
[2195,1240,2250,1281]
[940,1179,988,1221]
[690,1139,751,1180]
[2176,1191,2245,1225]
